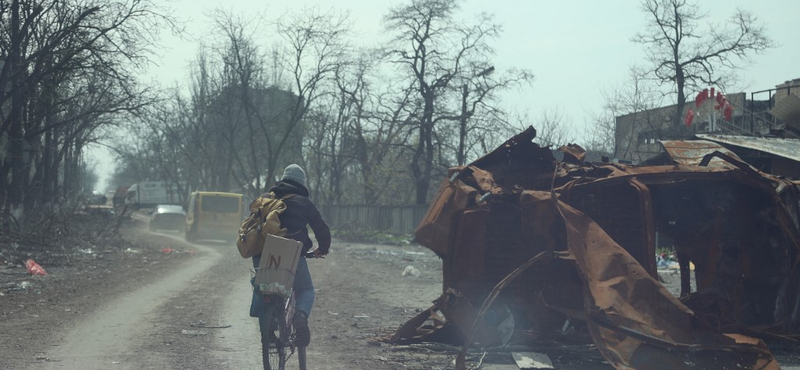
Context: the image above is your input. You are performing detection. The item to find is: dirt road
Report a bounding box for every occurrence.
[8,223,799,370]
[9,226,445,370]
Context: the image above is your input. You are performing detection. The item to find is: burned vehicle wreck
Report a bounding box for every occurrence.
[391,127,800,370]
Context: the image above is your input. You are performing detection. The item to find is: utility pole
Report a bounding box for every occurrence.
[458,84,469,166]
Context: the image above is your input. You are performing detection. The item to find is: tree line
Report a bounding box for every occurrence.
[111,0,536,207]
[1,0,772,231]
[0,0,173,229]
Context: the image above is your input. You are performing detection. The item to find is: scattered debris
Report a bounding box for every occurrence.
[161,247,174,254]
[4,281,34,292]
[180,329,208,336]
[24,260,47,276]
[401,265,420,277]
[190,321,231,329]
[512,352,554,369]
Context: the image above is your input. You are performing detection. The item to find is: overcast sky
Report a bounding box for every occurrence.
[147,0,798,122]
[92,0,799,191]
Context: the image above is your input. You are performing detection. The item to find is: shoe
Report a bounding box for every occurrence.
[293,311,311,347]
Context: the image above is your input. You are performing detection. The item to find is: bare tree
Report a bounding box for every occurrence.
[266,8,350,193]
[0,0,173,227]
[532,107,574,148]
[588,67,664,162]
[384,0,503,204]
[454,65,533,165]
[634,0,773,129]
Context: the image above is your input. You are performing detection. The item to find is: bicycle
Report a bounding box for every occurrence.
[257,289,306,370]
[255,252,321,370]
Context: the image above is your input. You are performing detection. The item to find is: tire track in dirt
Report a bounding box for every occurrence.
[211,266,262,369]
[29,232,222,370]
[212,242,443,370]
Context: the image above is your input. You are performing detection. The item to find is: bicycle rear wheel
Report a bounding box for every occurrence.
[259,304,287,370]
[285,293,308,370]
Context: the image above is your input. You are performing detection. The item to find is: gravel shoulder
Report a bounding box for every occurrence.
[0,220,193,369]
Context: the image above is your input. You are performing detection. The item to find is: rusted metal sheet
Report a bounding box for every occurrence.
[434,289,504,346]
[697,133,800,163]
[558,143,586,164]
[657,140,742,167]
[555,195,779,370]
[392,126,800,370]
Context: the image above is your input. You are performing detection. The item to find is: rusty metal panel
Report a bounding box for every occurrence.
[558,143,586,164]
[658,139,742,167]
[446,206,489,294]
[414,176,478,256]
[555,195,780,370]
[402,126,800,370]
[772,156,800,178]
[435,289,502,347]
[561,180,656,275]
[698,133,800,163]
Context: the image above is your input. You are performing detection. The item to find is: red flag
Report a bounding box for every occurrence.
[716,96,728,111]
[684,109,695,127]
[695,89,709,107]
[723,103,734,121]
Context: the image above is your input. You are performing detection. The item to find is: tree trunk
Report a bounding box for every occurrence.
[413,92,435,205]
[673,65,686,131]
[41,118,54,208]
[8,0,25,219]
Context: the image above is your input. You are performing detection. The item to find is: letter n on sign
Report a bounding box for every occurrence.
[267,255,281,269]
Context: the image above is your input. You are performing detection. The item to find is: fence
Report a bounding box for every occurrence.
[319,204,430,235]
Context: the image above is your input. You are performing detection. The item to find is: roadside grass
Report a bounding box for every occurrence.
[0,201,136,267]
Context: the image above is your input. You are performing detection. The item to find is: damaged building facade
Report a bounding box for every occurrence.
[391,127,800,370]
[615,78,800,166]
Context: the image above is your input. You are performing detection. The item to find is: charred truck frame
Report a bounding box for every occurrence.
[392,127,800,370]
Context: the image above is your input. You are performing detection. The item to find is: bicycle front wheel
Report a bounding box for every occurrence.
[259,305,287,370]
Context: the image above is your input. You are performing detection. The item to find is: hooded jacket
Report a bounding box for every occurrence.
[259,180,331,254]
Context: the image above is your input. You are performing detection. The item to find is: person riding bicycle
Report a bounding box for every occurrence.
[250,164,331,347]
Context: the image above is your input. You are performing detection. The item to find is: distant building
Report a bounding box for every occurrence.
[615,78,800,164]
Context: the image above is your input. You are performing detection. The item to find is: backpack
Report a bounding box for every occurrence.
[236,192,295,258]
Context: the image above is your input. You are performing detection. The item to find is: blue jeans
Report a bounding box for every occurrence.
[250,256,315,318]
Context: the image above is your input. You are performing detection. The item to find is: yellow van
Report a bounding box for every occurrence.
[185,191,244,242]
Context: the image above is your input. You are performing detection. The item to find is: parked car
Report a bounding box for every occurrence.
[149,205,186,232]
